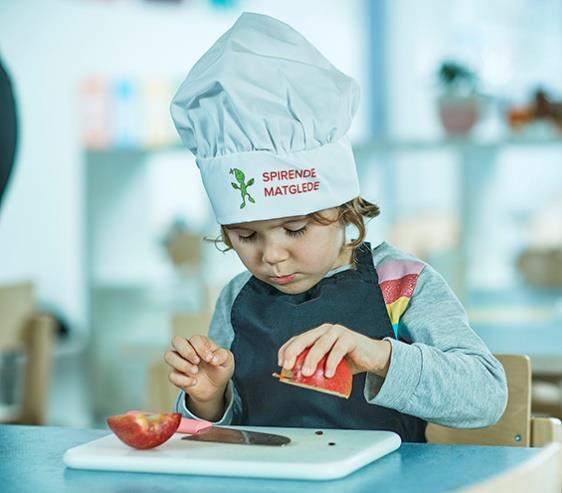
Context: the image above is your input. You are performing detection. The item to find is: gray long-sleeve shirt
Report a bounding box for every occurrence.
[176,242,508,428]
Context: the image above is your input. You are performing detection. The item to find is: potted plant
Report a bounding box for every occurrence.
[436,60,481,136]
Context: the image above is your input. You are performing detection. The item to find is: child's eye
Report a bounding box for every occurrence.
[285,225,307,237]
[238,232,256,242]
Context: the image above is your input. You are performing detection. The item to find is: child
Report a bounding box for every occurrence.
[165,12,507,442]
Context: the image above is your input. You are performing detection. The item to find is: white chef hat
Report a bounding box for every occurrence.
[171,12,360,225]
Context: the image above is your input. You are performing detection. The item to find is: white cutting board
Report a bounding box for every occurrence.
[64,426,401,480]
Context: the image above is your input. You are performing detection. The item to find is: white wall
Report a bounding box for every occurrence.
[0,0,369,333]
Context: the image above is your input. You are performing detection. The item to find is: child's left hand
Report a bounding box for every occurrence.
[277,324,392,378]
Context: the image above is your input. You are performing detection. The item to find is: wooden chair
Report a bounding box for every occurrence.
[533,416,562,447]
[146,311,211,412]
[460,442,562,493]
[0,282,56,425]
[426,354,562,448]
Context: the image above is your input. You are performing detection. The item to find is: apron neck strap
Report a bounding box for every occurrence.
[352,242,377,281]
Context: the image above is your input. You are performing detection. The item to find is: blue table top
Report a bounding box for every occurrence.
[0,424,541,493]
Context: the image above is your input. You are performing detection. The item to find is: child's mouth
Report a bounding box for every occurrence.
[270,274,296,285]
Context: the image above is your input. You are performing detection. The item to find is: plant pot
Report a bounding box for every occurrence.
[438,95,480,136]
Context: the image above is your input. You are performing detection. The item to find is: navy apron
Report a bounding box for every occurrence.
[230,242,427,442]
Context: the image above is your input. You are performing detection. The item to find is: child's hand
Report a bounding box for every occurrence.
[277,324,392,378]
[164,335,235,403]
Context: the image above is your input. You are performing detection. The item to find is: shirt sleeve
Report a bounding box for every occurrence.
[174,272,249,424]
[364,262,508,428]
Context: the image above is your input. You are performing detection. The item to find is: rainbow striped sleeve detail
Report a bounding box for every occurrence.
[376,259,425,338]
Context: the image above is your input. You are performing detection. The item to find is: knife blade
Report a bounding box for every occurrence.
[182,426,291,446]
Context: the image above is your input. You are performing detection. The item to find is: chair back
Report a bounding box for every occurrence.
[426,354,532,446]
[531,416,562,448]
[0,282,34,350]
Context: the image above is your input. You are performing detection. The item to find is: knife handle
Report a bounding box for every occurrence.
[177,417,213,434]
[126,410,213,434]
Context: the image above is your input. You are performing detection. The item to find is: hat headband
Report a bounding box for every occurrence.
[197,136,359,225]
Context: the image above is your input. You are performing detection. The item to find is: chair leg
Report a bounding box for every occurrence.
[18,314,56,425]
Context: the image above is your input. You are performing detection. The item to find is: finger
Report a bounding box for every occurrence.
[325,337,353,378]
[302,330,342,376]
[164,350,199,376]
[277,336,296,366]
[189,335,219,363]
[171,336,200,364]
[168,369,197,390]
[210,347,232,367]
[278,325,330,361]
[282,324,333,370]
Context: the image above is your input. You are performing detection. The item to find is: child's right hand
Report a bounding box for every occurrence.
[164,335,235,404]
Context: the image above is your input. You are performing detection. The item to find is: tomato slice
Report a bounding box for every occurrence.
[106,412,182,449]
[273,348,352,399]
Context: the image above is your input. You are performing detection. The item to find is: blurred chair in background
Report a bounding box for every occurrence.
[426,354,562,448]
[146,311,211,412]
[0,282,56,425]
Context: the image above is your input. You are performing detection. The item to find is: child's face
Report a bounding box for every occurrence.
[224,208,351,294]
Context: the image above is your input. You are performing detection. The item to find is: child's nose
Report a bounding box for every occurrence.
[261,241,289,265]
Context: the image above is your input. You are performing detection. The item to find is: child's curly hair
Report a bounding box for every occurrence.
[210,197,379,252]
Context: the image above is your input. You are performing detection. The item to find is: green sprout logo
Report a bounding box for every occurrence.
[229,168,255,209]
